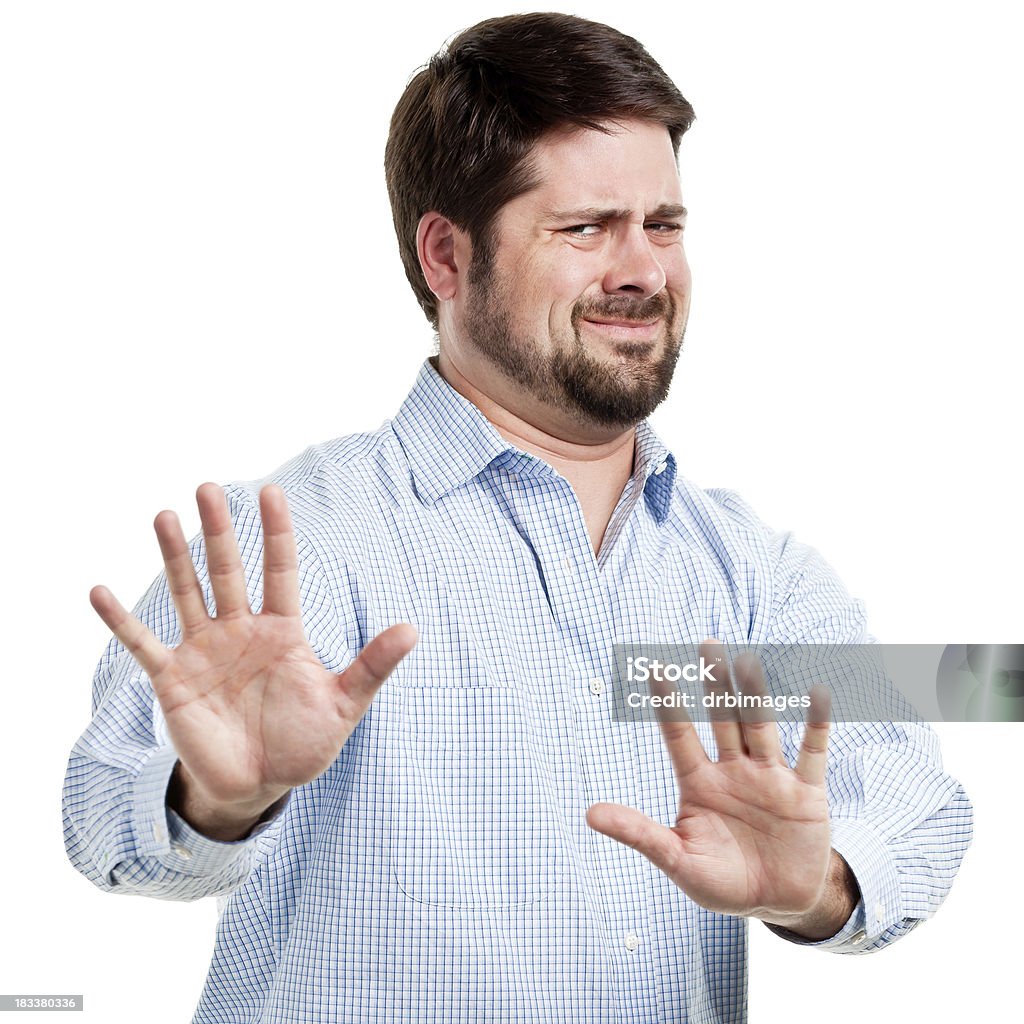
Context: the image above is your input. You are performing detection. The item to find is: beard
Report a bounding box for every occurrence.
[463,253,686,430]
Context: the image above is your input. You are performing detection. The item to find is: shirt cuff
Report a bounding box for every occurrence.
[827,818,902,943]
[763,893,867,950]
[131,744,291,877]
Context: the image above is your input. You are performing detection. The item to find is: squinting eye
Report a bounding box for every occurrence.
[647,223,683,235]
[564,224,601,237]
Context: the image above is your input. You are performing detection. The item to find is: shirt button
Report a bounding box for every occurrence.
[654,462,667,476]
[624,933,641,952]
[874,902,885,921]
[172,844,192,860]
[563,556,573,572]
[589,678,606,696]
[851,931,866,945]
[152,823,167,843]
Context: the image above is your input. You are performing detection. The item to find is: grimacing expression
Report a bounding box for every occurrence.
[460,119,691,429]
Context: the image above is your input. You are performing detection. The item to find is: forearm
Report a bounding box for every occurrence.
[63,743,278,900]
[769,721,973,954]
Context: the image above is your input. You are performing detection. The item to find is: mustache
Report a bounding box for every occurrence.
[572,292,674,326]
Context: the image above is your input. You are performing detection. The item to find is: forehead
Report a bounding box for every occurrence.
[518,119,683,213]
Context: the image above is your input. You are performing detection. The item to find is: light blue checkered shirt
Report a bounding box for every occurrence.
[64,358,972,1023]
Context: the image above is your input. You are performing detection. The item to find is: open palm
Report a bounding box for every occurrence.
[587,641,833,924]
[90,482,417,829]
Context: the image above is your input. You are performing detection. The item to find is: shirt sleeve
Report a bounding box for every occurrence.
[714,490,975,954]
[61,482,349,901]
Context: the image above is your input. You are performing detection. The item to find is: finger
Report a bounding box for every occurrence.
[154,510,210,635]
[700,639,743,760]
[259,485,300,617]
[732,652,784,765]
[586,802,686,880]
[90,585,171,678]
[196,483,250,618]
[795,685,832,785]
[647,670,709,787]
[337,623,419,711]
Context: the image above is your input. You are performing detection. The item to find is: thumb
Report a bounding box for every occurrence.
[337,623,418,708]
[586,802,685,879]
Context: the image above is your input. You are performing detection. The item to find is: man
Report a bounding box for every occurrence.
[63,13,971,1023]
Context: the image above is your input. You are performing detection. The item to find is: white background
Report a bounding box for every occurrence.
[2,1,1020,1020]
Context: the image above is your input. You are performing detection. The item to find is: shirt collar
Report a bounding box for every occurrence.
[392,358,515,507]
[391,357,677,521]
[633,418,677,524]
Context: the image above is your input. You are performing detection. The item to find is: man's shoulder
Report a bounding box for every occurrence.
[668,473,779,552]
[224,421,411,530]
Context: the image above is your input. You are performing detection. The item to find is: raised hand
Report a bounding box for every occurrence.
[90,482,417,840]
[587,640,855,938]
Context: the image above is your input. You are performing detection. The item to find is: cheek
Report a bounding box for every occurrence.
[667,255,692,309]
[529,268,594,319]
[666,247,691,286]
[508,247,609,325]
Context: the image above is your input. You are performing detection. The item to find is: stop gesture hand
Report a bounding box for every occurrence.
[587,640,857,938]
[90,483,417,840]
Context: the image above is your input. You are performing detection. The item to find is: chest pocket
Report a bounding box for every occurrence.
[389,674,569,909]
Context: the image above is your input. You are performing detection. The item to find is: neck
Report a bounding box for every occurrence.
[434,352,636,556]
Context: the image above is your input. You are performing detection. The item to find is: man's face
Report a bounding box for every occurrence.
[459,118,691,430]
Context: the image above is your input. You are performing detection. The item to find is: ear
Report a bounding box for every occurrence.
[417,212,470,303]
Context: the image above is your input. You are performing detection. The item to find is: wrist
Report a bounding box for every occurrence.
[759,850,860,940]
[166,760,290,842]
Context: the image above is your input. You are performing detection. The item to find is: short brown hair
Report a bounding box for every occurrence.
[384,13,696,328]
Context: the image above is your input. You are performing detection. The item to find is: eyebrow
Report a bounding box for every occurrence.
[543,204,688,222]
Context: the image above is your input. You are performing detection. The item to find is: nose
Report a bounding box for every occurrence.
[601,227,667,297]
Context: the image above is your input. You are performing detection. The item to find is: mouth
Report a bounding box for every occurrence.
[581,317,663,340]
